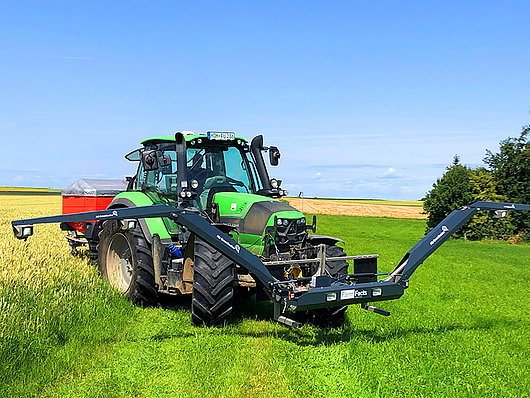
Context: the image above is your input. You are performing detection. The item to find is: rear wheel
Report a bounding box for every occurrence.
[97,220,158,306]
[191,238,235,326]
[303,244,349,327]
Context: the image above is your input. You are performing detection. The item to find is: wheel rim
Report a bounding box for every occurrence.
[106,233,133,292]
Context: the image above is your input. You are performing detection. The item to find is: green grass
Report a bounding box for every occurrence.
[307,198,424,207]
[1,197,528,397]
[0,187,61,195]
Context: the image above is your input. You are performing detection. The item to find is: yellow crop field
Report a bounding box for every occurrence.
[0,195,94,286]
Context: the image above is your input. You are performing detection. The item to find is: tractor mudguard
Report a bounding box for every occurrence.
[108,192,174,243]
[306,235,344,246]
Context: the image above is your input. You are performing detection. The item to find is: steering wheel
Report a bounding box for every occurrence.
[226,177,249,192]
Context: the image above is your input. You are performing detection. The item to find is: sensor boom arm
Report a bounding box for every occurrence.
[11,201,530,326]
[387,201,530,284]
[12,205,279,289]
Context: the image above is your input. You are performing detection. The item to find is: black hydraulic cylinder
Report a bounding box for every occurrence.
[361,303,390,316]
[175,132,188,202]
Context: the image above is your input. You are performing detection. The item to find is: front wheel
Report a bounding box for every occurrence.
[97,220,158,306]
[191,238,235,326]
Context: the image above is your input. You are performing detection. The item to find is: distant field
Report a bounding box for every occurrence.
[0,187,61,195]
[287,197,427,219]
[1,195,528,397]
[308,198,424,207]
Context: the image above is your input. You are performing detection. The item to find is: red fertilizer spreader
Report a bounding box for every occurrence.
[61,179,127,247]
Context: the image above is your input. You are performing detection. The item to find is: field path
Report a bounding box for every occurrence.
[286,197,427,219]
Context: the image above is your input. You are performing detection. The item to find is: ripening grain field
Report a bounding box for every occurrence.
[0,195,529,397]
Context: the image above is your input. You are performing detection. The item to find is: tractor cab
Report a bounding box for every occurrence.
[126,132,287,211]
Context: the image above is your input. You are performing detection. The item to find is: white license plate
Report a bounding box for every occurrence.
[208,132,235,140]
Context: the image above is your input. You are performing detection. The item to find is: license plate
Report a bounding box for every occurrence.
[207,132,235,141]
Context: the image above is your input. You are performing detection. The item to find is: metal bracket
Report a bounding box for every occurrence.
[317,244,326,276]
[273,300,301,328]
[152,234,163,289]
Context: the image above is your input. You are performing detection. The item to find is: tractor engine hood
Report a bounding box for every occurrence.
[213,192,304,236]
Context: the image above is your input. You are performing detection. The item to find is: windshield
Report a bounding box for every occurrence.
[136,142,262,207]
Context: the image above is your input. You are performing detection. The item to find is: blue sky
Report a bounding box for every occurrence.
[1,1,528,199]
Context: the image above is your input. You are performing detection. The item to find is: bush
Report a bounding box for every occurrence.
[464,168,514,240]
[484,126,530,239]
[423,156,473,237]
[423,126,529,241]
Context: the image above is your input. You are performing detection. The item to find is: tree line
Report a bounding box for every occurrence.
[423,124,529,242]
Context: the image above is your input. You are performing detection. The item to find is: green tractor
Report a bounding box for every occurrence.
[13,131,530,328]
[87,132,348,326]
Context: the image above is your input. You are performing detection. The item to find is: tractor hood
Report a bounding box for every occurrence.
[213,192,304,236]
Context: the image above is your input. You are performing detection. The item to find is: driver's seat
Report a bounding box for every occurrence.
[199,176,237,209]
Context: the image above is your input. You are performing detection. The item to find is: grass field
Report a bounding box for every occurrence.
[1,195,528,397]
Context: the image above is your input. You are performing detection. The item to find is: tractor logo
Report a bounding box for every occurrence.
[340,289,369,300]
[429,225,449,246]
[96,210,119,219]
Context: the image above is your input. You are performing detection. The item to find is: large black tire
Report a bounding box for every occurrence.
[191,238,235,326]
[303,244,349,327]
[97,220,158,306]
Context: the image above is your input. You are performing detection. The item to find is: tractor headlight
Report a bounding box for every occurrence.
[186,191,192,198]
[276,218,283,226]
[282,219,289,226]
[190,179,199,190]
[270,178,278,189]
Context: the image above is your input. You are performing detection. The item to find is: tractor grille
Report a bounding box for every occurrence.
[274,218,306,247]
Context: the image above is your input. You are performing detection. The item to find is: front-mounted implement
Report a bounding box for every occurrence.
[13,201,530,328]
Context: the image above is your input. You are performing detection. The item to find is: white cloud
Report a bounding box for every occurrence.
[380,167,401,179]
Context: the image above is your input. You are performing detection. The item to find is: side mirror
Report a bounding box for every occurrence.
[142,150,159,171]
[124,148,141,161]
[269,146,281,166]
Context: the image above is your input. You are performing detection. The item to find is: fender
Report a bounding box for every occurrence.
[306,234,344,246]
[107,192,174,243]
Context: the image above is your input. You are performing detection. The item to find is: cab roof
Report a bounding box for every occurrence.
[141,132,248,145]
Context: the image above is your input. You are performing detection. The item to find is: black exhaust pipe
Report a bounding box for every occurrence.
[250,135,272,191]
[175,132,188,204]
